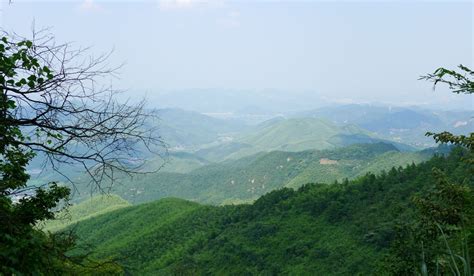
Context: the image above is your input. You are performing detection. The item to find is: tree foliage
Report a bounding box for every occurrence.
[388,65,474,274]
[65,148,472,275]
[0,30,159,273]
[421,65,474,154]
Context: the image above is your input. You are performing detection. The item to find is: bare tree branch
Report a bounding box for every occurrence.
[1,29,167,194]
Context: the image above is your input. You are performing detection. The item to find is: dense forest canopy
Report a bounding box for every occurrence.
[57,147,473,274]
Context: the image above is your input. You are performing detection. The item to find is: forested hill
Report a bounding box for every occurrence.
[193,117,416,162]
[69,148,472,274]
[296,104,473,148]
[76,143,432,205]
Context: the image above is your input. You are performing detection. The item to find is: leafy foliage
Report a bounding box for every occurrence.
[386,64,474,275]
[421,65,474,95]
[0,35,76,274]
[422,65,474,155]
[0,31,144,274]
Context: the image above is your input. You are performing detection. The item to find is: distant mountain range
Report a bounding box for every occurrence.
[154,105,471,156]
[296,104,472,148]
[194,117,416,162]
[29,104,470,207]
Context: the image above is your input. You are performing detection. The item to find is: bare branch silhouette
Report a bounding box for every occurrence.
[1,29,167,194]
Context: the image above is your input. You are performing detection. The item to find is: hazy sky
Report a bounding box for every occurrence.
[1,0,473,109]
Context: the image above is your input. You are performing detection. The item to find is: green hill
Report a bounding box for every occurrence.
[74,143,430,205]
[41,195,130,232]
[70,198,202,259]
[144,152,210,174]
[197,117,369,161]
[285,150,428,189]
[195,117,415,162]
[67,148,472,275]
[28,113,418,191]
[155,108,247,150]
[240,118,350,151]
[298,104,473,148]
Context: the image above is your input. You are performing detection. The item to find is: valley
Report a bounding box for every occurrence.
[56,105,462,205]
[45,148,473,274]
[80,143,431,205]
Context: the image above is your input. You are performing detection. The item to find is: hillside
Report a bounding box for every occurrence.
[41,195,130,233]
[68,148,472,274]
[26,109,240,187]
[154,108,247,151]
[298,104,473,148]
[194,117,414,162]
[240,118,353,151]
[74,143,431,205]
[143,152,210,174]
[27,107,436,191]
[285,150,428,189]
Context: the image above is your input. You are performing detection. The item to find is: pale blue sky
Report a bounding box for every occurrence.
[1,0,473,109]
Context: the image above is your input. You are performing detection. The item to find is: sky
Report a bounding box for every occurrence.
[0,0,473,110]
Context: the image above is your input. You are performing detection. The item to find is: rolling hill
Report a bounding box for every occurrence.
[27,105,469,191]
[65,148,472,275]
[239,118,369,151]
[298,104,473,148]
[194,117,415,162]
[29,106,460,192]
[26,108,241,188]
[72,143,432,205]
[155,108,247,151]
[143,152,210,174]
[40,195,130,233]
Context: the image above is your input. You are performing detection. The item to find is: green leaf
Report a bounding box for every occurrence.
[6,100,16,109]
[27,75,37,82]
[27,80,35,89]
